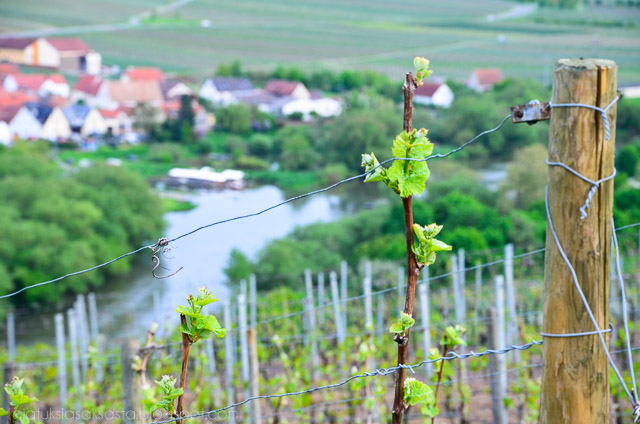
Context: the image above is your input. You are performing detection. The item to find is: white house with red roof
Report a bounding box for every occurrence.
[99,108,132,136]
[5,105,42,140]
[1,73,69,98]
[467,68,504,92]
[24,38,101,74]
[413,82,454,108]
[70,74,106,105]
[0,121,10,145]
[265,79,310,99]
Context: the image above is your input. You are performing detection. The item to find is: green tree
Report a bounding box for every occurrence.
[216,104,252,134]
[616,144,639,177]
[500,144,548,210]
[223,249,254,284]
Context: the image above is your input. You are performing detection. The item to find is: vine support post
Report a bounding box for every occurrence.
[391,72,419,424]
[487,306,507,424]
[54,313,67,423]
[120,339,142,424]
[540,58,617,422]
[6,313,15,363]
[223,302,237,424]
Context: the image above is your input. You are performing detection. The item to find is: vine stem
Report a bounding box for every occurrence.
[391,72,418,424]
[431,346,449,424]
[175,314,192,422]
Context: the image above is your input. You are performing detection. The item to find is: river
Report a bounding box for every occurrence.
[13,182,385,344]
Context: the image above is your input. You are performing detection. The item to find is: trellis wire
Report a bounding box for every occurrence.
[0,115,512,300]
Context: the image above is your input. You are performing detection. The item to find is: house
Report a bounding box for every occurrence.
[0,38,34,64]
[280,97,342,120]
[24,103,71,141]
[3,73,70,98]
[64,104,107,136]
[193,107,214,136]
[106,80,164,109]
[199,77,254,106]
[99,108,132,136]
[70,74,105,105]
[0,88,38,109]
[467,69,504,92]
[265,79,310,99]
[122,67,165,82]
[0,121,10,145]
[24,38,102,74]
[0,63,20,76]
[160,79,193,100]
[413,82,454,108]
[5,106,42,140]
[38,74,70,98]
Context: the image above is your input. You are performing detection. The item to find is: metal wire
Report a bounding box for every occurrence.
[0,114,513,300]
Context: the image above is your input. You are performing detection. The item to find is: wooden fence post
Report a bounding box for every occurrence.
[494,275,507,393]
[487,307,507,424]
[120,339,142,424]
[419,270,432,379]
[330,272,345,344]
[223,302,236,424]
[304,269,319,369]
[504,244,519,365]
[66,309,81,405]
[317,272,325,325]
[540,58,617,423]
[6,313,15,363]
[340,260,348,332]
[55,313,67,421]
[474,261,483,341]
[364,276,373,331]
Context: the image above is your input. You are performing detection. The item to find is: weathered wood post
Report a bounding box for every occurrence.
[540,58,617,422]
[120,339,142,424]
[55,313,67,421]
[6,313,15,363]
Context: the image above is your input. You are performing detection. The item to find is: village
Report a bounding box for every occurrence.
[0,36,515,147]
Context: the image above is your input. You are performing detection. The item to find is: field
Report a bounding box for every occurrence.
[0,0,639,84]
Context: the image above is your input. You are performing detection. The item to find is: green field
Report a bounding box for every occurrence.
[1,0,639,83]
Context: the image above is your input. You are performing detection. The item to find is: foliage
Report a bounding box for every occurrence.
[413,57,432,87]
[389,312,415,335]
[215,104,252,134]
[0,146,164,306]
[1,377,38,424]
[616,143,639,177]
[440,325,467,348]
[412,223,452,267]
[152,375,183,417]
[223,249,254,284]
[500,144,548,210]
[403,378,434,406]
[362,128,433,197]
[176,287,226,342]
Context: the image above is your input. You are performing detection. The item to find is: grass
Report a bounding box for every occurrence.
[1,0,638,84]
[162,197,197,212]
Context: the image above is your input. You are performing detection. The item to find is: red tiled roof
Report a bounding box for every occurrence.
[474,69,504,86]
[98,108,128,119]
[47,74,67,84]
[46,95,67,108]
[415,82,443,98]
[125,67,164,82]
[265,79,302,97]
[0,104,22,122]
[0,63,20,75]
[10,74,47,91]
[0,88,38,108]
[46,38,91,54]
[73,74,103,95]
[0,38,35,50]
[107,80,163,104]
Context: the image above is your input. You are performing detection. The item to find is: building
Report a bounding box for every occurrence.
[99,108,133,136]
[0,38,34,64]
[24,38,102,74]
[413,82,454,108]
[0,121,11,145]
[160,79,193,100]
[70,74,105,105]
[265,79,310,99]
[280,97,342,120]
[64,104,107,136]
[25,103,71,141]
[467,69,504,92]
[106,80,164,109]
[122,67,165,82]
[199,77,255,106]
[6,106,42,140]
[3,73,70,98]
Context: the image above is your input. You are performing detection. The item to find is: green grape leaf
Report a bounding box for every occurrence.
[403,378,434,406]
[14,410,30,424]
[414,56,433,86]
[441,325,467,347]
[193,287,218,306]
[10,394,37,407]
[361,153,388,183]
[175,305,199,319]
[389,312,415,334]
[0,408,7,417]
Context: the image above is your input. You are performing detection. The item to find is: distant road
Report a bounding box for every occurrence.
[0,0,194,38]
[486,4,537,22]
